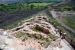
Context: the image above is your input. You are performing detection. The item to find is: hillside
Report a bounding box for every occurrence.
[0,15,74,50]
[0,0,75,50]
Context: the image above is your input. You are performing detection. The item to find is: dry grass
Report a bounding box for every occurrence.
[15,31,57,47]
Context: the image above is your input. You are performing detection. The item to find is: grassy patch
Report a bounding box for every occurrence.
[48,16,61,28]
[0,3,49,10]
[62,16,75,30]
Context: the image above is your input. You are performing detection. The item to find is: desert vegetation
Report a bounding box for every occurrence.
[15,30,57,47]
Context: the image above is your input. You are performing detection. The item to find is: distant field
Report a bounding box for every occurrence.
[61,16,75,30]
[0,3,49,10]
